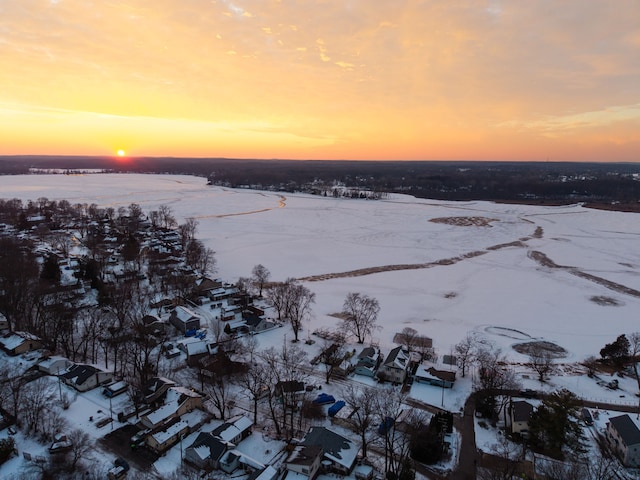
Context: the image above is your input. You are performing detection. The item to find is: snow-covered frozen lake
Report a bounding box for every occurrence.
[2,173,639,362]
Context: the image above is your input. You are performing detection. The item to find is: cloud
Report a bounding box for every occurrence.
[0,0,638,159]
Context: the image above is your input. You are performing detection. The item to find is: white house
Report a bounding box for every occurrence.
[376,346,411,384]
[38,356,72,375]
[60,364,113,392]
[211,414,253,444]
[169,306,201,334]
[509,400,534,435]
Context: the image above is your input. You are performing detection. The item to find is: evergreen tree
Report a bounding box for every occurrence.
[528,389,586,459]
[41,254,61,283]
[600,334,630,367]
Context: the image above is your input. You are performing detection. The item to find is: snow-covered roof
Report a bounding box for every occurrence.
[383,346,409,370]
[213,415,253,442]
[250,466,278,480]
[0,332,41,351]
[301,427,359,470]
[231,449,265,470]
[172,306,200,323]
[144,403,176,427]
[150,420,189,445]
[38,356,71,372]
[194,444,210,460]
[145,386,201,427]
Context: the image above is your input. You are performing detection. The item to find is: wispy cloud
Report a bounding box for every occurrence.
[0,0,638,160]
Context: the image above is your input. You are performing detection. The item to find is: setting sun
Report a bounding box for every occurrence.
[117,149,126,157]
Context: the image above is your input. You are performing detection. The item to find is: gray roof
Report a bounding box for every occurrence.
[301,427,359,470]
[188,432,228,460]
[60,364,99,386]
[610,414,640,447]
[511,400,534,423]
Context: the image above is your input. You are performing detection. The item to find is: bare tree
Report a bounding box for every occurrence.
[528,345,554,383]
[583,355,599,377]
[342,384,377,458]
[238,362,269,425]
[127,203,144,232]
[0,363,25,421]
[477,432,523,480]
[374,388,412,479]
[266,278,294,321]
[629,332,640,390]
[185,239,216,275]
[157,204,177,229]
[397,327,419,352]
[260,343,310,437]
[454,333,477,378]
[66,428,94,471]
[178,217,199,249]
[236,276,254,296]
[341,292,380,344]
[0,237,39,331]
[320,335,346,384]
[475,346,520,422]
[21,377,56,434]
[251,264,271,297]
[287,282,315,342]
[204,375,232,419]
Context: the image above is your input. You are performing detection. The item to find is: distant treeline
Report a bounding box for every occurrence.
[1,156,639,210]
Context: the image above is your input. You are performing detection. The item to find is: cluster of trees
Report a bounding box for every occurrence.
[0,364,94,475]
[0,198,222,401]
[6,157,639,207]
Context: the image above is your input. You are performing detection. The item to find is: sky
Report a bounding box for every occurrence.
[1,1,639,161]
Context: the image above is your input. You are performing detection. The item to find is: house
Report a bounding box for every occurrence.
[376,346,411,384]
[195,277,223,298]
[354,347,382,377]
[60,364,113,392]
[219,449,265,474]
[284,444,323,479]
[146,420,190,453]
[184,432,229,471]
[141,386,203,429]
[300,426,360,475]
[176,337,209,367]
[141,314,166,334]
[38,356,72,375]
[143,377,177,404]
[0,332,43,356]
[211,414,253,444]
[102,381,129,398]
[606,414,640,467]
[414,365,456,388]
[244,314,276,334]
[220,306,242,322]
[249,466,278,480]
[169,306,201,334]
[276,380,306,408]
[509,400,534,435]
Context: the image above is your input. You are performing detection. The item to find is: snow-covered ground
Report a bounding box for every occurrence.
[2,172,640,477]
[2,173,638,362]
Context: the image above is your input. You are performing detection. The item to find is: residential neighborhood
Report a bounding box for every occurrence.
[0,192,640,480]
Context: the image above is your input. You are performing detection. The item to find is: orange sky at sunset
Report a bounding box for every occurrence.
[1,1,639,161]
